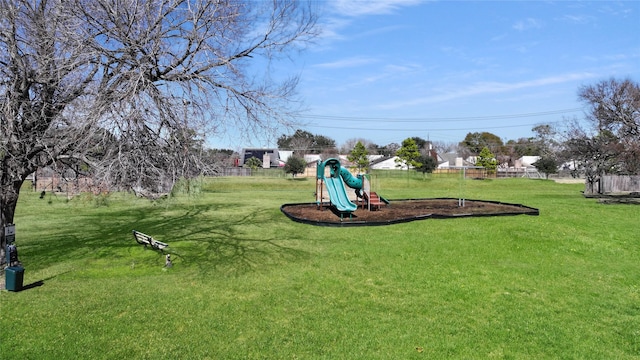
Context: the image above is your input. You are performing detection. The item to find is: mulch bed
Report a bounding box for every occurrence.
[281,198,539,226]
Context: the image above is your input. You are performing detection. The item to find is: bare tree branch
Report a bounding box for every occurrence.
[0,0,319,266]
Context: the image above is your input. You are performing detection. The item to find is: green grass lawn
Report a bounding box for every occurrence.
[1,174,639,359]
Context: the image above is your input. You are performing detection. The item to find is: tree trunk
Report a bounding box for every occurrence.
[1,179,22,269]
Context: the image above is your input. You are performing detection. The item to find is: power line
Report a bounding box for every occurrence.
[300,108,584,123]
[306,120,569,132]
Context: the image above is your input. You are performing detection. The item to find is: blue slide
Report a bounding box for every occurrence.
[324,176,358,212]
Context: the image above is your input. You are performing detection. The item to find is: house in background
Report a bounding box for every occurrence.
[240,148,281,168]
[231,146,562,180]
[514,155,542,178]
[239,147,452,173]
[437,153,475,169]
[515,156,540,169]
[370,156,407,170]
[277,150,294,167]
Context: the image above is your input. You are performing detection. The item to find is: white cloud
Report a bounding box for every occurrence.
[358,63,423,84]
[490,33,509,42]
[598,3,635,17]
[559,14,594,24]
[513,18,543,31]
[318,0,425,44]
[314,0,427,51]
[377,72,597,109]
[515,41,540,54]
[318,17,352,42]
[313,56,378,69]
[330,0,425,17]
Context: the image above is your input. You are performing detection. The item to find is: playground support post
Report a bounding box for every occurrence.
[459,167,465,207]
[316,178,324,210]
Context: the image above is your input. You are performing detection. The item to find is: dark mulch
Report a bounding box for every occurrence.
[281,198,538,226]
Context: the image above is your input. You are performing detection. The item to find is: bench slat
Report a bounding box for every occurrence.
[132,230,168,251]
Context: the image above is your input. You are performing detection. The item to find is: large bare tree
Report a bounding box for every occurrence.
[578,78,640,174]
[563,78,640,183]
[0,0,318,266]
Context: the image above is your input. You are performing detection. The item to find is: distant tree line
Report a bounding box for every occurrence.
[265,78,639,179]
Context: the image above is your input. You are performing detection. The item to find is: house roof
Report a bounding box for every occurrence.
[518,156,541,168]
[370,156,409,170]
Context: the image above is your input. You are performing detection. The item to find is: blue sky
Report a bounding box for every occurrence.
[214,0,639,150]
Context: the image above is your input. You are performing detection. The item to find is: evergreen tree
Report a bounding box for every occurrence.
[395,138,421,169]
[476,147,498,173]
[347,141,369,173]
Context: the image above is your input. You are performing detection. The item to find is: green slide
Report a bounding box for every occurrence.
[318,158,361,213]
[324,176,358,212]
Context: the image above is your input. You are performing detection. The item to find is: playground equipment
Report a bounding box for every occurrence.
[316,158,388,214]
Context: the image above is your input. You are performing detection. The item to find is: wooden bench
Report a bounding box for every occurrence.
[132,230,169,252]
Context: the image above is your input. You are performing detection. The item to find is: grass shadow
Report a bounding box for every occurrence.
[158,206,309,276]
[20,199,308,277]
[21,280,44,291]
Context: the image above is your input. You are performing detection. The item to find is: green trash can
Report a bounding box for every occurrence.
[5,266,24,292]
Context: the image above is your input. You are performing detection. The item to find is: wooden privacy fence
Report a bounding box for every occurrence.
[217,167,252,176]
[433,168,489,178]
[585,175,640,195]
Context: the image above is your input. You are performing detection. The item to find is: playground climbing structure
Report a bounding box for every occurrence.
[316,158,388,214]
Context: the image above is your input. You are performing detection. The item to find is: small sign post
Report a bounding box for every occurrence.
[4,224,16,244]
